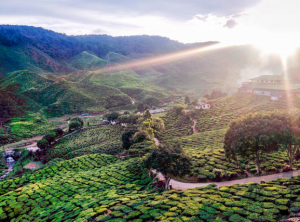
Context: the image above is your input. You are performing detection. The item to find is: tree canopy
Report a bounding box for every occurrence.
[184,95,190,104]
[204,90,227,100]
[224,109,300,174]
[143,143,191,189]
[173,104,185,115]
[104,112,120,122]
[224,111,281,174]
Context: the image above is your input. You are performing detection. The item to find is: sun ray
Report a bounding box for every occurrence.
[93,42,230,74]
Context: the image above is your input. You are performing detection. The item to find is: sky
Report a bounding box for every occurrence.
[1,0,300,54]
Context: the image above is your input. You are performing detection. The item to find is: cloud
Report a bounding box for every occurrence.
[93,28,105,34]
[224,19,238,29]
[194,15,209,22]
[0,0,262,23]
[2,0,283,45]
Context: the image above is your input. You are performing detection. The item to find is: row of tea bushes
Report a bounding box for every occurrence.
[0,154,118,195]
[64,140,123,160]
[158,111,193,142]
[194,93,300,133]
[0,154,152,221]
[2,152,300,221]
[166,127,296,181]
[43,125,123,161]
[7,115,62,139]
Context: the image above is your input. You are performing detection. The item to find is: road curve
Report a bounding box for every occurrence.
[158,170,300,190]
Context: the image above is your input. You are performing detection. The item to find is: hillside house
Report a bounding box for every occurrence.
[79,113,89,118]
[139,109,166,115]
[239,75,300,100]
[195,101,211,110]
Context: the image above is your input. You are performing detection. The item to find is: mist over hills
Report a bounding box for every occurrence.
[0,25,297,118]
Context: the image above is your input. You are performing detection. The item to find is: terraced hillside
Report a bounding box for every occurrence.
[2,152,300,221]
[194,93,300,133]
[0,70,171,119]
[65,70,171,103]
[158,93,300,182]
[43,125,123,162]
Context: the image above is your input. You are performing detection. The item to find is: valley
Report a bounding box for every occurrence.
[1,25,300,222]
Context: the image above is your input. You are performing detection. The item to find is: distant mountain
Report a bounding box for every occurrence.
[0,25,292,98]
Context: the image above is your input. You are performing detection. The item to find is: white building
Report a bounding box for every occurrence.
[195,101,211,110]
[239,75,300,101]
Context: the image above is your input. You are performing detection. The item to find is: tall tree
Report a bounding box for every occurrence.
[143,143,191,189]
[224,111,279,174]
[173,104,185,115]
[184,95,190,104]
[276,110,300,169]
[144,109,152,120]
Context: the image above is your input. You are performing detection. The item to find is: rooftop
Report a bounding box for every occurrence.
[249,75,285,81]
[240,82,300,91]
[148,109,165,114]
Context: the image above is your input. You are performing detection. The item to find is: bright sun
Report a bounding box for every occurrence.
[253,33,299,62]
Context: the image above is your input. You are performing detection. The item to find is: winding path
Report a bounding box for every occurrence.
[158,170,300,190]
[192,119,199,134]
[154,138,160,146]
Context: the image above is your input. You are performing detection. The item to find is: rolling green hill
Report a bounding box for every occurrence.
[0,69,171,118]
[69,51,107,70]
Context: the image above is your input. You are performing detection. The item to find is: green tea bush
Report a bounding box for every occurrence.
[43,125,123,162]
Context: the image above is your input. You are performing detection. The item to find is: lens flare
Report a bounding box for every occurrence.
[94,42,229,74]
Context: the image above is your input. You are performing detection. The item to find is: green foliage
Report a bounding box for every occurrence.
[69,117,84,132]
[144,109,152,120]
[104,112,120,122]
[2,151,300,221]
[69,51,106,70]
[143,143,192,189]
[224,111,281,174]
[0,69,171,118]
[224,109,300,174]
[45,131,56,143]
[204,90,227,100]
[3,113,61,145]
[137,103,145,112]
[173,104,185,115]
[118,114,141,124]
[157,110,193,142]
[43,125,123,161]
[133,130,151,143]
[37,138,49,150]
[122,128,138,150]
[184,95,190,104]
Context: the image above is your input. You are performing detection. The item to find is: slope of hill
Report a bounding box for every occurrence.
[65,71,171,103]
[158,93,300,182]
[0,70,171,118]
[0,70,52,93]
[0,89,40,119]
[69,51,107,70]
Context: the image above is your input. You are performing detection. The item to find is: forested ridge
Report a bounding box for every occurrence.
[0,25,216,61]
